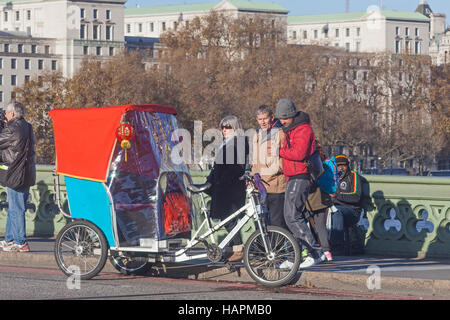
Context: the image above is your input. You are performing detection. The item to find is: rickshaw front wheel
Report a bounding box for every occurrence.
[109,253,151,275]
[54,219,109,280]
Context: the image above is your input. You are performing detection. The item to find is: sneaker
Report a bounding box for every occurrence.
[0,240,14,250]
[299,256,317,269]
[276,260,294,269]
[317,252,327,262]
[324,251,333,261]
[3,242,30,252]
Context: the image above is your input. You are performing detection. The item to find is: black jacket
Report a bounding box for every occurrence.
[333,169,362,211]
[206,135,249,220]
[0,117,36,189]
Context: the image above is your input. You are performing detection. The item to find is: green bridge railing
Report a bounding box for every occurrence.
[0,166,449,258]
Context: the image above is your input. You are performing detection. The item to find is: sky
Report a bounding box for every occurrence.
[124,0,450,24]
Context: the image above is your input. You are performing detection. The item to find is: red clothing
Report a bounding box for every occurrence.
[280,112,316,179]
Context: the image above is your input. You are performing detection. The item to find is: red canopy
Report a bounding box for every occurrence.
[49,104,177,182]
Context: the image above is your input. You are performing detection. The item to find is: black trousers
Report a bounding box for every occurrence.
[266,192,288,230]
[310,209,331,252]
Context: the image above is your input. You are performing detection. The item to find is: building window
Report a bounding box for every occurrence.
[96,46,101,56]
[0,58,3,69]
[357,27,361,37]
[4,12,8,22]
[395,40,400,54]
[405,27,409,36]
[15,11,19,21]
[109,47,114,56]
[45,45,50,54]
[292,31,297,40]
[314,30,318,39]
[51,60,57,70]
[11,58,16,69]
[80,8,85,18]
[27,10,31,20]
[335,28,339,37]
[396,26,399,35]
[31,45,36,53]
[106,10,111,20]
[38,59,43,70]
[150,22,154,32]
[303,30,307,39]
[106,25,111,40]
[24,75,30,83]
[127,24,131,33]
[0,75,2,85]
[93,9,98,19]
[11,75,16,86]
[363,71,368,81]
[80,24,86,39]
[138,23,142,33]
[405,40,410,53]
[83,46,88,55]
[353,71,357,80]
[346,28,350,37]
[356,42,361,52]
[415,41,420,54]
[345,42,350,51]
[0,91,3,102]
[93,25,98,40]
[4,44,9,53]
[162,22,166,31]
[415,28,419,37]
[25,59,29,69]
[18,44,23,53]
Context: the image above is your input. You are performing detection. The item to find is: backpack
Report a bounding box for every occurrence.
[317,156,339,195]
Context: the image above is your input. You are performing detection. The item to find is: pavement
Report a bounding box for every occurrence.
[2,237,450,299]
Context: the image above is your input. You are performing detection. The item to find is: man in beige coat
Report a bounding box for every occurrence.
[250,105,287,230]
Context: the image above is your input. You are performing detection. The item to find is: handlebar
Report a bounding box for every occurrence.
[239,172,253,182]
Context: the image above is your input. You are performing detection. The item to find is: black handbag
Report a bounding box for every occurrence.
[0,124,32,190]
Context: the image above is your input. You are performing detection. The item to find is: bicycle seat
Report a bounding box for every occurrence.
[187,182,212,193]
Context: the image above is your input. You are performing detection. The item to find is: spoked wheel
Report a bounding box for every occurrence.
[54,220,108,280]
[243,226,300,287]
[109,252,150,275]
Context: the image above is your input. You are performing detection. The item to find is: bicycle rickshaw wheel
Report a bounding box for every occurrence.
[109,253,151,275]
[243,226,300,287]
[54,220,108,280]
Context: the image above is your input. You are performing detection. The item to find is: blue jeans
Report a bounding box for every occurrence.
[4,187,29,245]
[330,205,359,246]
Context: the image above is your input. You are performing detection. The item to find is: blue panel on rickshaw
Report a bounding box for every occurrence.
[64,176,116,247]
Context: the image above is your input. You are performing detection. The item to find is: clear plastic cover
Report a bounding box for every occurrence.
[107,111,192,246]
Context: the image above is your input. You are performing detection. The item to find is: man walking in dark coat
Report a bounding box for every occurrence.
[0,101,36,252]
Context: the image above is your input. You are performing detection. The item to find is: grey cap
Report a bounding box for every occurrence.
[275,98,298,119]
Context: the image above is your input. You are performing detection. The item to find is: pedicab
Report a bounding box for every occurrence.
[50,104,300,287]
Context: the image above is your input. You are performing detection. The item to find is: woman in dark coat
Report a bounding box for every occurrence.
[206,115,249,262]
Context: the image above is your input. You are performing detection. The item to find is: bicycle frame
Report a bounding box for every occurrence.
[162,185,268,263]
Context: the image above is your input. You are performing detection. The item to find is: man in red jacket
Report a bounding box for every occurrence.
[276,98,325,269]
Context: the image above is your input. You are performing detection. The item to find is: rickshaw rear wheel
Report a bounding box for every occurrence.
[109,253,151,275]
[54,219,109,280]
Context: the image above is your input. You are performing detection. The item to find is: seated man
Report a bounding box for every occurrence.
[330,154,362,255]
